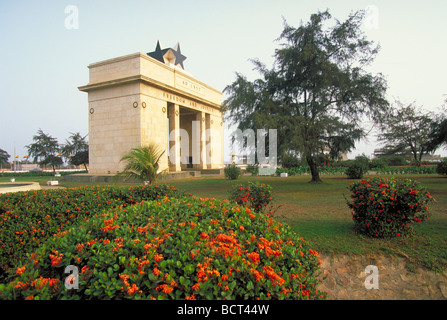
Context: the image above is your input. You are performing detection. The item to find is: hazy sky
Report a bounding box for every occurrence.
[1,0,446,161]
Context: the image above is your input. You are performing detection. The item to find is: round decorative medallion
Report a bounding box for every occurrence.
[142,102,146,108]
[162,107,166,113]
[133,102,138,108]
[89,108,94,114]
[175,110,179,116]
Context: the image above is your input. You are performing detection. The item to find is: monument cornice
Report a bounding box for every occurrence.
[78,74,223,112]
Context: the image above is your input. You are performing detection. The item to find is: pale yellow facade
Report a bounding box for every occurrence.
[78,52,224,175]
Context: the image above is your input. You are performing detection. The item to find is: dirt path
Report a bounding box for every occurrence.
[317,254,447,300]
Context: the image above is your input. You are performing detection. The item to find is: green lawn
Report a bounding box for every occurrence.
[2,173,447,272]
[167,174,447,272]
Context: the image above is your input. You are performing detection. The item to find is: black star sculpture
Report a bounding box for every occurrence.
[147,41,187,69]
[146,40,168,63]
[172,42,186,69]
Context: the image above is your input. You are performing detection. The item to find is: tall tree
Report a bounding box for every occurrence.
[0,148,10,164]
[224,10,389,182]
[426,103,447,152]
[377,101,436,162]
[26,129,60,164]
[61,132,89,170]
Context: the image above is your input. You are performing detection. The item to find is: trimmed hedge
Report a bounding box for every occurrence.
[0,196,326,300]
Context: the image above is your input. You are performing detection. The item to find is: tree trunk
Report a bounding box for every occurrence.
[306,155,322,183]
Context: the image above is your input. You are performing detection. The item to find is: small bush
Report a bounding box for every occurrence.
[280,154,301,168]
[381,155,407,166]
[0,196,326,300]
[345,161,366,179]
[224,164,241,180]
[369,158,387,170]
[229,181,274,213]
[347,177,434,238]
[436,159,447,175]
[245,164,259,176]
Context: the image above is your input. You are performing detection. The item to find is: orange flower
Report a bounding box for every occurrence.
[154,253,164,262]
[157,284,174,294]
[152,267,161,276]
[49,278,60,288]
[127,283,140,295]
[49,251,63,267]
[16,266,26,275]
[201,232,209,239]
[250,268,264,281]
[186,294,196,300]
[14,281,28,290]
[247,252,260,264]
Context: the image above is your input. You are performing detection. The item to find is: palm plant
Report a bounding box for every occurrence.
[116,144,166,185]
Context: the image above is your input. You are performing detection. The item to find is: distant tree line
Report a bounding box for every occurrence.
[0,129,88,172]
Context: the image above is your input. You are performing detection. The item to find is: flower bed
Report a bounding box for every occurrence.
[0,185,179,272]
[0,196,325,300]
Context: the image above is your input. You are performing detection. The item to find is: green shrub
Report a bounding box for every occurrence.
[347,177,434,238]
[0,185,179,273]
[0,196,326,300]
[224,164,241,180]
[229,181,274,213]
[345,161,366,179]
[369,158,387,170]
[436,159,447,175]
[280,153,300,168]
[381,155,407,166]
[245,164,259,176]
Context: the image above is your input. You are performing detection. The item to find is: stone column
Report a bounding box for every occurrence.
[205,113,212,169]
[192,111,207,169]
[168,103,181,172]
